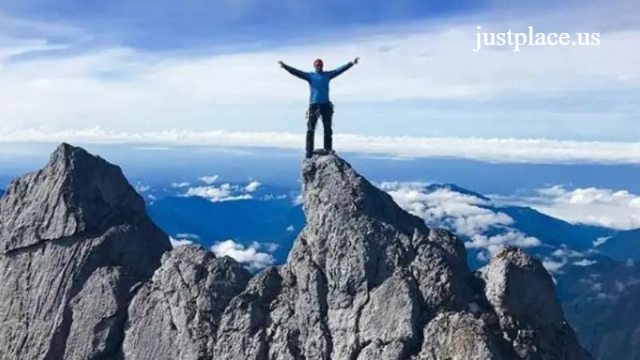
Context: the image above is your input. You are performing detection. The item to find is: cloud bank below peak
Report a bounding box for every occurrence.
[379,182,543,258]
[179,175,262,202]
[2,129,639,164]
[494,185,640,230]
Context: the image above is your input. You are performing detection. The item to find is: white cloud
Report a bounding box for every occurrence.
[171,182,191,188]
[135,146,175,151]
[626,277,640,286]
[595,292,618,301]
[626,258,635,267]
[199,175,219,185]
[591,282,603,292]
[176,233,200,240]
[477,251,490,262]
[573,259,597,266]
[184,183,253,202]
[381,182,510,236]
[260,242,280,253]
[380,182,542,254]
[0,0,638,143]
[134,182,150,193]
[245,180,261,192]
[593,236,610,247]
[182,178,264,202]
[466,232,541,255]
[551,248,584,259]
[262,194,288,200]
[540,246,588,272]
[169,236,194,247]
[495,185,640,230]
[611,277,640,293]
[3,129,640,164]
[211,240,275,271]
[543,258,567,273]
[286,225,295,232]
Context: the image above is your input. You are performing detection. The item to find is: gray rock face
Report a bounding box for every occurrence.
[0,143,172,360]
[0,145,593,360]
[122,245,251,360]
[212,154,593,360]
[481,247,594,360]
[0,143,148,253]
[418,312,503,360]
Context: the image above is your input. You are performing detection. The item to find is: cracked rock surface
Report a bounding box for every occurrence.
[212,154,593,360]
[0,143,172,360]
[122,245,251,360]
[0,145,593,360]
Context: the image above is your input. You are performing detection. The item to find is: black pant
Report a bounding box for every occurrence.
[306,102,333,157]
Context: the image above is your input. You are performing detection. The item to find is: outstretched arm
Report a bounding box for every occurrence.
[279,61,309,81]
[328,57,359,79]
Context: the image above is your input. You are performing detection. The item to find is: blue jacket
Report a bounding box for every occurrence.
[282,62,354,104]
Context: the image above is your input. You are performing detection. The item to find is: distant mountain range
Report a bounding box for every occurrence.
[410,183,616,269]
[597,228,640,261]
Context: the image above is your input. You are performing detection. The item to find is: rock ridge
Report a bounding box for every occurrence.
[0,143,171,360]
[209,153,593,360]
[0,145,593,360]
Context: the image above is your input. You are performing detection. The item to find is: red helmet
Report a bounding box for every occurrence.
[313,58,323,67]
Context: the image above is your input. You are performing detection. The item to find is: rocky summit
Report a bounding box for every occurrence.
[0,143,593,360]
[0,143,171,360]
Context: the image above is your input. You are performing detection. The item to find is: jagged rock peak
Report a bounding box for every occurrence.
[0,142,147,253]
[0,143,171,360]
[300,152,432,240]
[215,153,477,360]
[0,147,595,360]
[483,246,594,360]
[485,246,564,329]
[45,142,145,214]
[297,153,469,276]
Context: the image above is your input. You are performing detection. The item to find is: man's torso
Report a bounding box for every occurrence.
[307,71,331,104]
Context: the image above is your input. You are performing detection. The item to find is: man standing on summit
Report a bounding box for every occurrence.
[279,57,360,158]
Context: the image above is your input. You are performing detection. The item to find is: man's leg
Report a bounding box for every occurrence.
[306,105,319,158]
[320,103,334,152]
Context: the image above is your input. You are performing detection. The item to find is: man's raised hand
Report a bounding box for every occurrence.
[278,61,285,67]
[353,57,360,64]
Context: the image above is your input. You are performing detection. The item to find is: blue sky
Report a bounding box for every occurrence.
[0,0,480,49]
[0,0,639,162]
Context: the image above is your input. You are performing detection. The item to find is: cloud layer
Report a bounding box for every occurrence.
[170,234,277,271]
[211,240,276,272]
[494,185,640,229]
[0,0,639,141]
[181,174,261,202]
[3,129,640,164]
[379,182,542,258]
[169,236,195,247]
[377,181,618,273]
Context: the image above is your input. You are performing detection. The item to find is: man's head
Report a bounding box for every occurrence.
[313,58,323,72]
